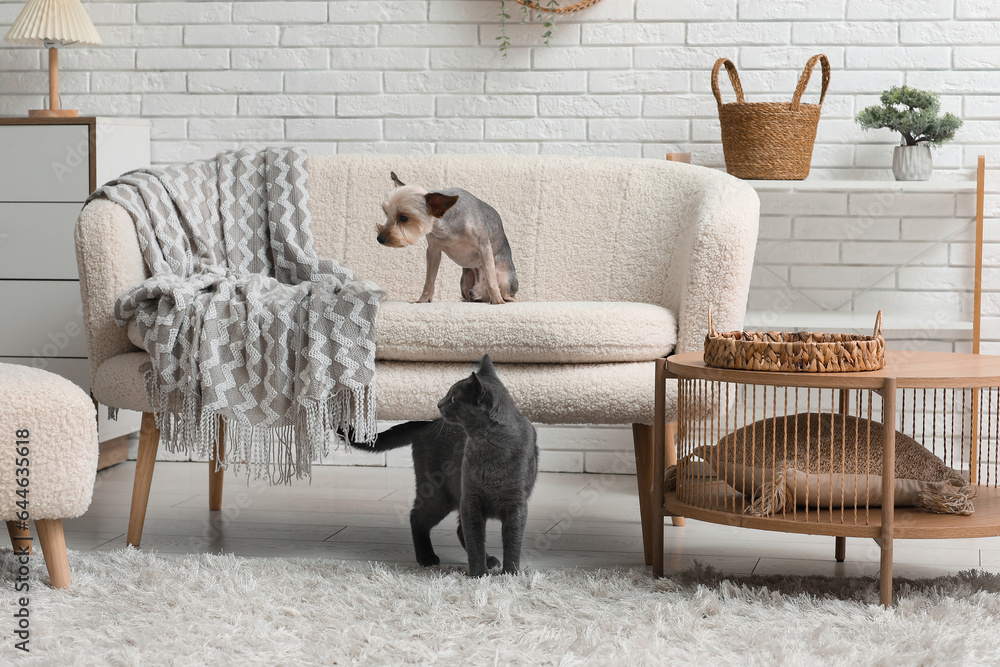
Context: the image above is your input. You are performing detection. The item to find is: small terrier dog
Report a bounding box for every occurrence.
[378,172,518,304]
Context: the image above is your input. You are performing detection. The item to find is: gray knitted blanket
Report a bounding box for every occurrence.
[90,147,385,482]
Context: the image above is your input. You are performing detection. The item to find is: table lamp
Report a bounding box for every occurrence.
[4,0,102,118]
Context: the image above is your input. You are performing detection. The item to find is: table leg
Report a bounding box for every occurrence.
[879,378,897,608]
[879,536,893,608]
[664,421,685,528]
[835,390,849,564]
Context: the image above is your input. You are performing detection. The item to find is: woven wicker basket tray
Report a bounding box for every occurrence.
[703,310,886,373]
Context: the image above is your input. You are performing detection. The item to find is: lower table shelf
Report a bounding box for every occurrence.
[665,485,1000,541]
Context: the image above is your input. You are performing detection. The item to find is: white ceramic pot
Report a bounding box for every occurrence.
[892,144,933,181]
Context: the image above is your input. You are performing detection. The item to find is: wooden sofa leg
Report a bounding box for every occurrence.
[34,519,70,589]
[209,417,225,511]
[127,412,160,548]
[6,520,32,555]
[632,423,655,566]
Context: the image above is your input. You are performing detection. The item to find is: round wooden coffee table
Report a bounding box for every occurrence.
[651,350,1000,607]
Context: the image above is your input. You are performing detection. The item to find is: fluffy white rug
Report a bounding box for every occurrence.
[2,550,1000,665]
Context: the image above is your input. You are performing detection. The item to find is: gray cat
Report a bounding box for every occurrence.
[357,355,538,576]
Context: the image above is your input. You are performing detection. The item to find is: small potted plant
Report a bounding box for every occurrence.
[855,86,962,181]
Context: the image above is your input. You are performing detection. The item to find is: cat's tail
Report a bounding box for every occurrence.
[348,420,434,452]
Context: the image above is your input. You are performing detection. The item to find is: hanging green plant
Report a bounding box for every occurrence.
[497,0,605,56]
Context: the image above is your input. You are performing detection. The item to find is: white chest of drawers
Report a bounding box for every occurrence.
[0,117,150,458]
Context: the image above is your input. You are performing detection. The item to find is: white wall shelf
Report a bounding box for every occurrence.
[746,179,978,192]
[741,311,973,334]
[742,160,988,343]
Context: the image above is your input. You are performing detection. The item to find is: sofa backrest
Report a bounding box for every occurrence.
[77,152,758,387]
[308,153,717,308]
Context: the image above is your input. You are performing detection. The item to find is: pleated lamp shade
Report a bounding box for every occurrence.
[4,0,102,46]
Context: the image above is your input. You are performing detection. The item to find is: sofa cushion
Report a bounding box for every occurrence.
[127,300,676,364]
[373,300,674,363]
[93,353,678,424]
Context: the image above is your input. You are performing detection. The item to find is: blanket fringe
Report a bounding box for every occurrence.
[145,365,376,484]
[917,479,977,516]
[748,473,788,517]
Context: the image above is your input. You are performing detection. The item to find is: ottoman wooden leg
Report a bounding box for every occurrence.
[34,519,70,589]
[6,521,32,555]
[209,417,225,511]
[127,412,161,548]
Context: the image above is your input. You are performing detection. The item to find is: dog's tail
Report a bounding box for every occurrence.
[348,420,434,452]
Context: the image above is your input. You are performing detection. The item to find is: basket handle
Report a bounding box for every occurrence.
[790,54,830,111]
[708,306,717,336]
[711,58,745,112]
[873,310,883,337]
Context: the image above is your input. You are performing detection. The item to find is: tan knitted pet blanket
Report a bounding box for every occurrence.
[669,412,974,516]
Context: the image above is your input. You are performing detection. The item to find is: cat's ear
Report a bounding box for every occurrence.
[478,354,497,376]
[470,372,486,402]
[471,372,498,408]
[471,372,502,418]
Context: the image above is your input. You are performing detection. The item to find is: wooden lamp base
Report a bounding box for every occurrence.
[29,47,78,119]
[28,108,79,118]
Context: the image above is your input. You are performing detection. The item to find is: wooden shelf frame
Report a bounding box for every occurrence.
[743,157,989,346]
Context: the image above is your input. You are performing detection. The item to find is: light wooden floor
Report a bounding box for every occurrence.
[41,461,1000,578]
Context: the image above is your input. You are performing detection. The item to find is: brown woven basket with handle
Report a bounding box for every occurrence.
[712,54,830,180]
[703,310,886,373]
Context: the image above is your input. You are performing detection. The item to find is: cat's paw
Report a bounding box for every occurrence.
[467,569,488,578]
[417,555,441,567]
[487,556,501,570]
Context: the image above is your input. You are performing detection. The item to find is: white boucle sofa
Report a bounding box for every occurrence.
[76,153,760,554]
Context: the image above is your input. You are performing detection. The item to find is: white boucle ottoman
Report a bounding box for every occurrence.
[1,364,99,588]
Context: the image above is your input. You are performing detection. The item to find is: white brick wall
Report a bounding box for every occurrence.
[3,0,999,473]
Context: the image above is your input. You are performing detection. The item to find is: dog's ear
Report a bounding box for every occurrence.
[424,192,459,218]
[390,171,405,187]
